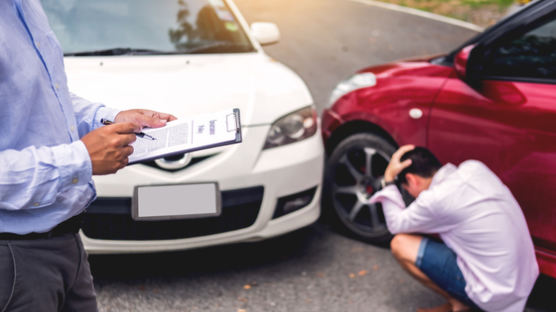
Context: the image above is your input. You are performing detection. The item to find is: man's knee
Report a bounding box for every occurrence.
[390,234,422,263]
[390,234,407,259]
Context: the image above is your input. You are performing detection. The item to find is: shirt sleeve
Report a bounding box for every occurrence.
[0,141,92,211]
[70,93,120,137]
[368,185,456,234]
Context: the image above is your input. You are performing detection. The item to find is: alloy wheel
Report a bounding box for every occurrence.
[324,133,395,244]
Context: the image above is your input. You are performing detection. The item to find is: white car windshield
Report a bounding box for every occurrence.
[42,0,255,55]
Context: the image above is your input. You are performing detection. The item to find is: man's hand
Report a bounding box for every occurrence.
[114,109,177,130]
[384,145,415,183]
[81,122,138,175]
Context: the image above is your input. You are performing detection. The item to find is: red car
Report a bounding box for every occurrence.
[322,0,556,279]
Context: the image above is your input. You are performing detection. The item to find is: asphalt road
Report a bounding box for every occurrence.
[234,0,479,113]
[92,1,556,311]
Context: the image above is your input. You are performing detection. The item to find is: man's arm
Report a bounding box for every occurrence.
[71,93,178,174]
[370,144,456,234]
[0,121,146,211]
[71,93,177,138]
[70,93,120,137]
[0,120,142,210]
[0,141,92,210]
[369,186,455,234]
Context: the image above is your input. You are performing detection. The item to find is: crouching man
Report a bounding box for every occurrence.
[369,145,538,312]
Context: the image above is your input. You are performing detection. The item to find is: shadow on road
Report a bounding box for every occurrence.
[527,274,556,311]
[89,221,556,311]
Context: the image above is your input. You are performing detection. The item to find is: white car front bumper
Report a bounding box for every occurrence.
[82,124,324,254]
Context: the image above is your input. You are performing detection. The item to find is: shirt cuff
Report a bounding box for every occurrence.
[93,106,121,129]
[368,185,400,204]
[51,141,93,188]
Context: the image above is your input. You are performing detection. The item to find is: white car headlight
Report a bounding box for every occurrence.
[263,106,317,149]
[328,72,377,106]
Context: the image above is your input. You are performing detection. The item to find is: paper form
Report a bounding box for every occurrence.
[128,108,241,164]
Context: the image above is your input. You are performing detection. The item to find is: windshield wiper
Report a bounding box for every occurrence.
[184,41,255,54]
[64,43,255,56]
[64,47,179,56]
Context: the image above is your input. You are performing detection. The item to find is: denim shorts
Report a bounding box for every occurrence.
[416,237,480,310]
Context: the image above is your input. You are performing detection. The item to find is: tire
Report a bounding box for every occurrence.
[323,132,396,245]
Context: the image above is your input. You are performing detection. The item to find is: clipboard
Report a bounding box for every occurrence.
[128,108,242,164]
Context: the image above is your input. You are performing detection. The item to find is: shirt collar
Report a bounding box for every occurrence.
[430,163,457,187]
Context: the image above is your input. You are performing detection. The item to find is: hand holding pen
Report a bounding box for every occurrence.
[81,109,176,175]
[101,119,157,140]
[81,122,137,175]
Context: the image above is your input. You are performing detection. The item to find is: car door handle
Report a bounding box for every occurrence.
[409,108,423,119]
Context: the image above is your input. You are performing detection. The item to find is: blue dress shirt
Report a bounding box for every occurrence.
[0,0,119,234]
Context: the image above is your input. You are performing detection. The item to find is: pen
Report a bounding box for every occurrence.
[100,119,157,140]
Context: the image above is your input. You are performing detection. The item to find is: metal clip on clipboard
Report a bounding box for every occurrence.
[226,108,242,142]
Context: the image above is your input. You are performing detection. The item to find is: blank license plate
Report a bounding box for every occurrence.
[132,183,221,221]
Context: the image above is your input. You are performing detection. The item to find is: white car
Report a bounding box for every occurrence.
[43,0,323,254]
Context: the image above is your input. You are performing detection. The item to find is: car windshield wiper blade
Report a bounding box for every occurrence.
[64,43,255,56]
[184,41,254,54]
[64,47,180,56]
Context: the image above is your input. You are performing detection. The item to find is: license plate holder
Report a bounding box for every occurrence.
[132,182,221,221]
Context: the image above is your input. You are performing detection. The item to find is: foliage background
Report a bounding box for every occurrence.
[375,0,525,27]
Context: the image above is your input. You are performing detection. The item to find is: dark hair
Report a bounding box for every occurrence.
[397,147,442,184]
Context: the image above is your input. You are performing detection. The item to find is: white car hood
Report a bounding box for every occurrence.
[64,53,313,126]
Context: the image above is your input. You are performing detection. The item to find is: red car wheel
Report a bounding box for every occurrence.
[323,132,396,244]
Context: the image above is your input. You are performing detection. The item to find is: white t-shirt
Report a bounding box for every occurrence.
[370,160,538,312]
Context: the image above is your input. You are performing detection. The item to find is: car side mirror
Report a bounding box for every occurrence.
[454,45,474,80]
[250,22,280,46]
[454,44,483,90]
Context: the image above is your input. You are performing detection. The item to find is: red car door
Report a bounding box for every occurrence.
[428,14,556,276]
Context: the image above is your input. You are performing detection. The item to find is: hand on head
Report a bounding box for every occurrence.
[384,145,415,183]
